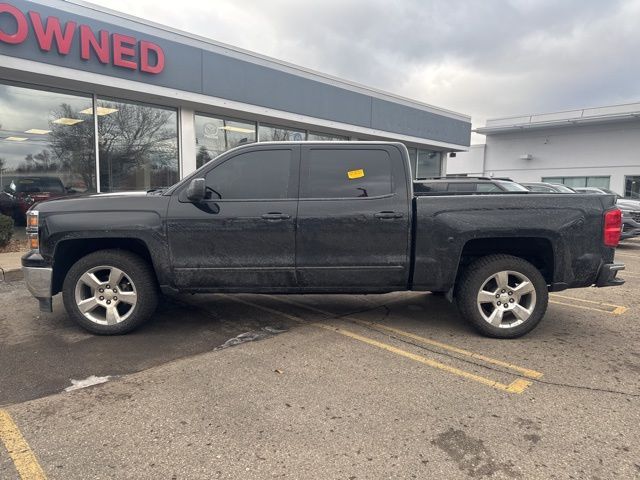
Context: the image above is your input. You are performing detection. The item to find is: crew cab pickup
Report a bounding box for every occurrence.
[22,142,625,338]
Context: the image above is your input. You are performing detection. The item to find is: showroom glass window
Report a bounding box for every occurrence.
[195,114,256,168]
[307,132,349,142]
[0,82,96,202]
[259,124,306,142]
[416,149,442,178]
[625,176,640,199]
[542,176,610,189]
[97,98,178,192]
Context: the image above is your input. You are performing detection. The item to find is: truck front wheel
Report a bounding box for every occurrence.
[62,249,159,335]
[456,254,549,338]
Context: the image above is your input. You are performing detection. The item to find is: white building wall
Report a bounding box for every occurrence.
[481,121,640,194]
[446,144,485,176]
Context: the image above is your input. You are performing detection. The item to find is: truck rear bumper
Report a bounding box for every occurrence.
[595,263,625,288]
[22,266,53,312]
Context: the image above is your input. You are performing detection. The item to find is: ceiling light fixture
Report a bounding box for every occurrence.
[79,107,119,116]
[219,126,255,134]
[53,118,83,126]
[5,136,28,141]
[25,129,52,135]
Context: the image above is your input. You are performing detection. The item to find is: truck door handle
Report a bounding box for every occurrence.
[261,212,291,221]
[374,211,403,219]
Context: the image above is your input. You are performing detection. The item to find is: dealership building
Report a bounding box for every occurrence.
[0,0,471,195]
[448,103,640,198]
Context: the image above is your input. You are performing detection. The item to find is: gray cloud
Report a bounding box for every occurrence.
[93,0,640,140]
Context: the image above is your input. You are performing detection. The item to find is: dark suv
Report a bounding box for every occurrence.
[413,177,529,195]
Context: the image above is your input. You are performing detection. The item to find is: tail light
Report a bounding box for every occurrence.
[603,208,622,247]
[26,210,39,252]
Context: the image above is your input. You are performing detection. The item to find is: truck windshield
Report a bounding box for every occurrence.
[9,178,65,194]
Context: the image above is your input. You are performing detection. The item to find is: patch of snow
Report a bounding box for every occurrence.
[65,375,112,392]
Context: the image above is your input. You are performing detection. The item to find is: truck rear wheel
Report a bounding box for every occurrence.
[456,254,548,338]
[62,249,158,335]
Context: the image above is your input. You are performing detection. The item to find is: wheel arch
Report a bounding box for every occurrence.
[52,238,156,296]
[455,237,555,289]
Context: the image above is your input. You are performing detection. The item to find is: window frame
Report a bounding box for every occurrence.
[177,144,300,202]
[541,176,610,189]
[96,95,180,193]
[0,79,98,193]
[299,145,396,201]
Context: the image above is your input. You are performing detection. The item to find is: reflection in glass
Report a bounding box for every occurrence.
[0,82,95,193]
[307,132,349,142]
[195,115,256,168]
[0,82,95,222]
[259,124,306,142]
[97,98,178,192]
[416,149,442,178]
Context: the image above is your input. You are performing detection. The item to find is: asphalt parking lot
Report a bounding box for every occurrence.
[1,240,639,479]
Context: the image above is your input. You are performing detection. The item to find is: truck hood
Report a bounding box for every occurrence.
[33,190,170,214]
[617,199,640,211]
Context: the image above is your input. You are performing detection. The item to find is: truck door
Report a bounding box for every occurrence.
[166,145,299,290]
[296,144,411,290]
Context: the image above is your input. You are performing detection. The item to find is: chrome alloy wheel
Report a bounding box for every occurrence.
[74,266,138,325]
[476,270,536,329]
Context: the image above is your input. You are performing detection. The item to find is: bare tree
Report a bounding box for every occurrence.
[49,103,96,190]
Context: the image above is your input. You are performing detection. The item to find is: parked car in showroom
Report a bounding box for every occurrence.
[573,187,640,240]
[0,177,72,225]
[521,182,577,193]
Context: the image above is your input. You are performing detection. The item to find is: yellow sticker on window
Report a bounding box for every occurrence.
[347,169,365,179]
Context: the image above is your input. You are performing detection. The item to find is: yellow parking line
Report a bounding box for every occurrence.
[550,293,624,308]
[549,294,627,315]
[0,410,47,480]
[352,320,543,379]
[314,324,531,394]
[268,296,543,379]
[549,300,627,315]
[225,295,532,393]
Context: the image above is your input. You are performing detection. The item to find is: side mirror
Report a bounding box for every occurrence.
[186,178,206,202]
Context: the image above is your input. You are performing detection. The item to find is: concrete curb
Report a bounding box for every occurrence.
[0,268,23,283]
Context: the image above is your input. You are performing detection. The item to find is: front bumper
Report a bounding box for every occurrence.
[595,263,625,288]
[22,253,53,312]
[621,218,640,240]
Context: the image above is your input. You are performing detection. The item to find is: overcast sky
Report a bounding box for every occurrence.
[92,0,640,141]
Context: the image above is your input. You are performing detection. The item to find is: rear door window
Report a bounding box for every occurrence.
[302,148,392,198]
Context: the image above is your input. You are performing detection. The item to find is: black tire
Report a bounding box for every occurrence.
[62,249,159,335]
[456,254,548,338]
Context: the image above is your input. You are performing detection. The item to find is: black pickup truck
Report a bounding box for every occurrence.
[22,142,625,338]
